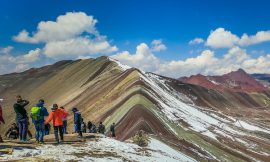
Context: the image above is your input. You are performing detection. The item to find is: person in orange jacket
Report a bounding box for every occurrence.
[45,104,68,144]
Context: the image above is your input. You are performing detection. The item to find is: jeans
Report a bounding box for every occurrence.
[34,122,45,142]
[44,124,50,135]
[62,120,67,134]
[18,119,28,140]
[74,123,82,136]
[54,126,63,143]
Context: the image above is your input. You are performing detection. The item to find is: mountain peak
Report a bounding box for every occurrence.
[179,68,267,92]
[236,68,246,73]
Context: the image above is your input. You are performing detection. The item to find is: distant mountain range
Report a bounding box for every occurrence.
[179,68,269,92]
[0,56,270,161]
[252,73,270,88]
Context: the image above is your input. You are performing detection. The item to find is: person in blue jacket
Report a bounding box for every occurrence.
[31,99,49,144]
[72,108,83,137]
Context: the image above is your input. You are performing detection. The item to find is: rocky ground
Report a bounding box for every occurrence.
[0,133,195,162]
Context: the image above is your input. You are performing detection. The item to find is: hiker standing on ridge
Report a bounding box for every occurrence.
[31,99,49,144]
[45,104,68,144]
[72,108,83,137]
[60,106,69,134]
[110,123,116,138]
[98,122,105,134]
[13,95,29,142]
[0,98,5,142]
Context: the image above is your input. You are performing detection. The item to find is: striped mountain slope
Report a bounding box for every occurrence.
[0,56,270,161]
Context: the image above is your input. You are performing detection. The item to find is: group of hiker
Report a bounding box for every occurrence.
[0,95,116,144]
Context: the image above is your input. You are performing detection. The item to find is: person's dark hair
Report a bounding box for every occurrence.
[51,104,58,110]
[53,104,58,108]
[60,106,64,109]
[39,99,45,103]
[72,107,78,112]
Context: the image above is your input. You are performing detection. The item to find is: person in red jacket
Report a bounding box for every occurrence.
[60,106,69,134]
[45,104,68,144]
[0,99,4,142]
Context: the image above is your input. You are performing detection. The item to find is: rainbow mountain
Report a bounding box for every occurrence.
[0,56,270,162]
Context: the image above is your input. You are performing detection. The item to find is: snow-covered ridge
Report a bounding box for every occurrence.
[140,72,270,142]
[109,57,131,71]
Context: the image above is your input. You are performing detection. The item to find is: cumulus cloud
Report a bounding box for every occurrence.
[0,48,41,74]
[151,39,167,52]
[112,42,270,78]
[0,46,13,54]
[44,37,117,59]
[112,43,160,71]
[206,28,270,48]
[206,28,239,48]
[238,31,270,46]
[189,38,204,45]
[13,12,117,59]
[13,12,98,43]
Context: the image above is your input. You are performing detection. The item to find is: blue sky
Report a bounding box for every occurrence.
[1,0,270,77]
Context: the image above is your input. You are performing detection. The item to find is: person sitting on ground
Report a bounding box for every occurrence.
[31,99,49,144]
[45,104,68,144]
[60,106,69,134]
[81,119,87,133]
[5,123,19,139]
[13,95,29,142]
[90,124,97,133]
[132,130,150,147]
[110,123,116,138]
[87,121,93,133]
[72,108,83,137]
[98,122,106,134]
[0,98,5,142]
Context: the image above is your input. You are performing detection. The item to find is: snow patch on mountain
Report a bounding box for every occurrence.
[140,72,270,141]
[1,138,196,162]
[109,57,131,71]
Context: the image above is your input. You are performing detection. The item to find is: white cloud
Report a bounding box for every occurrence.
[13,12,117,59]
[112,42,270,78]
[206,28,239,48]
[189,38,204,45]
[238,31,270,46]
[206,28,270,48]
[151,39,167,52]
[112,43,160,71]
[13,12,98,43]
[44,37,117,59]
[0,48,41,74]
[0,46,13,54]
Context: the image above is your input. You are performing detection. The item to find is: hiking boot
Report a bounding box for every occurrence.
[36,140,39,144]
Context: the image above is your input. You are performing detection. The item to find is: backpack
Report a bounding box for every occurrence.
[31,106,41,121]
